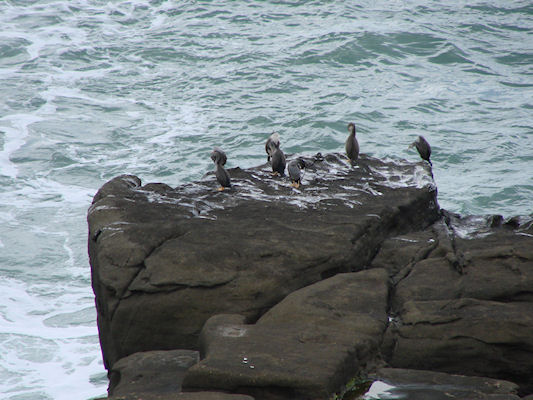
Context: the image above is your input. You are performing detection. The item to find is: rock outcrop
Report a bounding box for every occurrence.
[88,152,533,399]
[376,213,533,394]
[88,153,438,370]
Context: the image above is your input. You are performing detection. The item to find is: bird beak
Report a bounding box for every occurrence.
[407,143,415,150]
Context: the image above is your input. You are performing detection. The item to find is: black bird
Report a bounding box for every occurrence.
[409,135,432,166]
[267,140,286,176]
[210,148,231,191]
[265,132,280,162]
[288,158,306,188]
[345,122,359,165]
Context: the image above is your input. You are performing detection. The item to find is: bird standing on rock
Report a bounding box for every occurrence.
[267,140,286,176]
[409,135,432,166]
[265,132,280,163]
[210,148,231,191]
[345,122,359,165]
[288,158,306,188]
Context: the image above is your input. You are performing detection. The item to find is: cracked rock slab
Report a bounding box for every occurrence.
[393,221,533,305]
[389,298,533,388]
[182,269,389,399]
[376,215,533,394]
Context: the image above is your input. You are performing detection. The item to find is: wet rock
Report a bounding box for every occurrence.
[368,368,520,400]
[89,152,533,399]
[88,153,439,369]
[389,299,533,382]
[376,214,533,394]
[393,222,533,304]
[108,350,199,397]
[182,269,389,399]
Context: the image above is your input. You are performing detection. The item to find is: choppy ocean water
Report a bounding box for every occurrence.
[0,1,531,399]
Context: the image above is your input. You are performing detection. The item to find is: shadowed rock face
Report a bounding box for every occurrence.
[108,350,199,396]
[376,213,533,395]
[88,153,439,371]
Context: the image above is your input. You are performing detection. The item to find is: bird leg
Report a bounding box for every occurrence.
[291,181,300,189]
[217,186,226,191]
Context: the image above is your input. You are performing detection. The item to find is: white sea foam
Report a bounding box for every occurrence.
[363,380,398,399]
[0,278,106,400]
[0,177,93,208]
[0,115,42,179]
[451,216,493,239]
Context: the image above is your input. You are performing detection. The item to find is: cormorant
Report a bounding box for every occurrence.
[267,140,286,176]
[409,135,432,166]
[210,148,231,191]
[288,158,306,188]
[345,122,359,165]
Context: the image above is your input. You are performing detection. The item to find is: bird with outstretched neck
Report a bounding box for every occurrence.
[210,148,231,191]
[345,122,359,166]
[409,135,432,166]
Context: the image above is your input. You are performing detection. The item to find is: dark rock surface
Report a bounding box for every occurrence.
[183,269,388,399]
[88,153,533,399]
[88,153,438,370]
[377,213,533,394]
[108,350,198,397]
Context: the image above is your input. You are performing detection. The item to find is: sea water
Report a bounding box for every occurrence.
[0,1,531,399]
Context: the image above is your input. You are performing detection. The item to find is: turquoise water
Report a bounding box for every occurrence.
[0,1,531,399]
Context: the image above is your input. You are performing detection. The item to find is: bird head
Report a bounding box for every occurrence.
[210,148,226,165]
